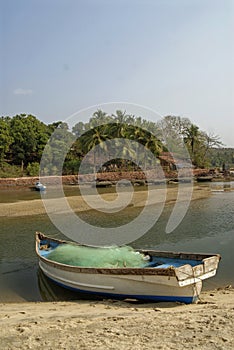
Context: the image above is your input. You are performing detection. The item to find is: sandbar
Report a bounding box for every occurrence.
[0,185,211,217]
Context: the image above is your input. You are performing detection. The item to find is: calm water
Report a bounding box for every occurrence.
[0,183,233,302]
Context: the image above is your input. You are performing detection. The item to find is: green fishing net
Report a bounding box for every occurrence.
[46,244,146,268]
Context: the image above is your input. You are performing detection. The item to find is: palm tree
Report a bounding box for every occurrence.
[82,125,108,173]
[183,124,199,165]
[89,109,111,128]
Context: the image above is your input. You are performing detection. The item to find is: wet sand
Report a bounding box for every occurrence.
[0,184,211,217]
[0,287,233,350]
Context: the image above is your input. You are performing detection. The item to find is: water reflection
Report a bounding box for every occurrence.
[133,190,234,248]
[210,181,234,192]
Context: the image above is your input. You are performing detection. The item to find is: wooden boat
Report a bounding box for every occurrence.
[196,176,213,182]
[35,181,46,191]
[94,180,113,188]
[35,232,221,304]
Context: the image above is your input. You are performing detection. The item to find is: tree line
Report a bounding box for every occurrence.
[0,111,228,178]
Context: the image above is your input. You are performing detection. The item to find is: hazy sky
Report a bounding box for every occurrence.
[1,0,233,146]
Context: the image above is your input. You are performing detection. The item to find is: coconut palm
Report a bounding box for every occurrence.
[81,125,109,173]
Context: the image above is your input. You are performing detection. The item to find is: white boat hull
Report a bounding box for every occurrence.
[39,260,203,303]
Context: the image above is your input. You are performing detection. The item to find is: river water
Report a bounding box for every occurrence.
[0,183,233,302]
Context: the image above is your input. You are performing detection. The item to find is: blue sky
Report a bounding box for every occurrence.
[1,0,233,146]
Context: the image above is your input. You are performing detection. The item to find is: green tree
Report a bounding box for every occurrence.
[8,114,52,168]
[40,122,75,175]
[0,117,13,162]
[72,121,87,138]
[156,115,191,154]
[156,115,222,168]
[80,125,109,172]
[89,109,112,127]
[26,162,40,176]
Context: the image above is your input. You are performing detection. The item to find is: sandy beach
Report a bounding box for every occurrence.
[0,287,233,350]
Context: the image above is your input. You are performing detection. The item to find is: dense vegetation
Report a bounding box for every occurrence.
[0,111,231,178]
[208,148,234,170]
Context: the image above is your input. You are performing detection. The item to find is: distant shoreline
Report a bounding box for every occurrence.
[0,172,232,190]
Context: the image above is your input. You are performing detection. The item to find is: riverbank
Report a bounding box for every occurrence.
[0,287,233,350]
[0,184,211,217]
[0,171,232,189]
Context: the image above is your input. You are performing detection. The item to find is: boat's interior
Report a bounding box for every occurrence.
[37,238,203,269]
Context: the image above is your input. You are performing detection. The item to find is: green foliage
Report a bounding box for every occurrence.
[8,114,51,165]
[208,148,234,168]
[157,115,223,168]
[0,111,229,177]
[40,122,75,176]
[71,112,164,172]
[0,162,23,178]
[0,114,54,177]
[62,159,81,175]
[26,162,40,176]
[0,117,13,161]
